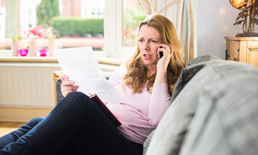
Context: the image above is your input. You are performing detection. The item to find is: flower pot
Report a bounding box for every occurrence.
[29,39,38,57]
[48,40,57,57]
[11,41,20,56]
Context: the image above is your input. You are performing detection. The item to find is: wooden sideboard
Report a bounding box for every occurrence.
[225,37,258,67]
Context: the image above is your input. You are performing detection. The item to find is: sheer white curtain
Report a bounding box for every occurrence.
[137,0,196,63]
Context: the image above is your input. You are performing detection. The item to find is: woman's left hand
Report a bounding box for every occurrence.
[156,44,174,72]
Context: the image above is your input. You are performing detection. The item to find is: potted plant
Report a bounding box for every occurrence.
[11,35,23,56]
[18,27,45,57]
[28,26,45,57]
[44,27,58,57]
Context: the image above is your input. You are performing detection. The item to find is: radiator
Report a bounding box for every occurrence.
[0,63,61,109]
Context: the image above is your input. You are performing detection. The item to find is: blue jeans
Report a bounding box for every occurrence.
[0,92,143,155]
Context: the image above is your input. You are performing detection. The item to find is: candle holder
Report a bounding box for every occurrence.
[19,49,29,56]
[39,49,48,57]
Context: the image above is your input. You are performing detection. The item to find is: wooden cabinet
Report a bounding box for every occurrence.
[225,37,258,67]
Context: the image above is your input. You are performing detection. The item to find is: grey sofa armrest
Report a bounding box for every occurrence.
[56,78,64,104]
[55,71,113,105]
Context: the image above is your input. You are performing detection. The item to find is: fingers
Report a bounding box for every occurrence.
[157,44,172,56]
[169,44,175,54]
[62,79,76,87]
[60,74,79,97]
[61,85,79,97]
[60,74,69,81]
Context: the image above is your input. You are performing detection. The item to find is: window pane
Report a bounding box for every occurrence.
[123,0,145,47]
[0,0,105,53]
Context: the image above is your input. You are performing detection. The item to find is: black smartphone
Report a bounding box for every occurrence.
[158,47,163,58]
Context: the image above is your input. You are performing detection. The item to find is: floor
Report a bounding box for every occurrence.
[0,122,25,137]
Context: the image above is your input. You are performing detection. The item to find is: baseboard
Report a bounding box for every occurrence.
[0,107,52,122]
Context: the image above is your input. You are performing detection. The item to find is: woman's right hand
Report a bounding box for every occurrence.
[60,74,79,97]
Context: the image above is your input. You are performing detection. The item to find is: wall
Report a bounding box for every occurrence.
[197,0,256,59]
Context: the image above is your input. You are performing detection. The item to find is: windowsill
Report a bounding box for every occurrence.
[0,56,126,66]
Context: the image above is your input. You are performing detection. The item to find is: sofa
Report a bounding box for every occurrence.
[56,55,258,155]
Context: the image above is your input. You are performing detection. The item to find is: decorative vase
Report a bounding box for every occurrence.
[48,40,57,57]
[11,40,20,56]
[29,39,38,57]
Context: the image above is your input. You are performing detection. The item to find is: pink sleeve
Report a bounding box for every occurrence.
[148,84,171,128]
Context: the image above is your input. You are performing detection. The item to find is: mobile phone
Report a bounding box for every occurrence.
[158,47,163,58]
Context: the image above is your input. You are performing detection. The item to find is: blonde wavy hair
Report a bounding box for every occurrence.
[123,14,185,96]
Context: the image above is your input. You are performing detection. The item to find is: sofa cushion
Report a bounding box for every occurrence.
[143,54,221,154]
[146,60,258,155]
[179,61,258,155]
[171,54,221,103]
[143,130,155,155]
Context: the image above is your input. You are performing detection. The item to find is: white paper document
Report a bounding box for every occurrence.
[55,46,122,102]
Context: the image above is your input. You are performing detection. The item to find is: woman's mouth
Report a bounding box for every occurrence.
[143,54,151,59]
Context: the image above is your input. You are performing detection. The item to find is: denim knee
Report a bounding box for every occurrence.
[67,92,88,98]
[27,117,44,127]
[64,92,96,111]
[66,92,90,103]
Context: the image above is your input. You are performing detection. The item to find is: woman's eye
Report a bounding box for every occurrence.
[151,40,157,43]
[139,39,144,42]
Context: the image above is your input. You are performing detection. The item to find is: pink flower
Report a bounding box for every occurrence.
[28,26,45,38]
[44,27,57,40]
[46,28,53,34]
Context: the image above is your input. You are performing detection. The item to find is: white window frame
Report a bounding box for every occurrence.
[1,0,135,59]
[104,0,134,59]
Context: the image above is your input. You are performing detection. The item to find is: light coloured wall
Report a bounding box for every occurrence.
[197,0,256,59]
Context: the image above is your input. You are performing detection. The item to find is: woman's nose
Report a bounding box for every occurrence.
[143,42,150,50]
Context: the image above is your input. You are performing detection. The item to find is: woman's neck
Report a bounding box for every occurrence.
[147,65,157,78]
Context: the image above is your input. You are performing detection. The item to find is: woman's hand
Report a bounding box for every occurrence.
[60,74,79,97]
[156,44,174,72]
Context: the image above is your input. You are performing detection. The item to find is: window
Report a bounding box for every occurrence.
[92,8,95,15]
[98,8,104,16]
[0,0,105,54]
[104,0,145,58]
[0,0,145,58]
[123,0,145,47]
[28,9,32,15]
[28,18,32,27]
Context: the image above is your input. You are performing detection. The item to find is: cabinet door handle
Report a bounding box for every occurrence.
[226,50,230,59]
[232,57,239,61]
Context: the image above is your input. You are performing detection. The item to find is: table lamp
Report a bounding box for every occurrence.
[230,0,258,37]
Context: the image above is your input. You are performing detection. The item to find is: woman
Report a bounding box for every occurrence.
[0,14,185,155]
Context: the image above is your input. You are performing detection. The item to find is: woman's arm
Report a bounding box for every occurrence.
[148,44,173,127]
[148,83,171,128]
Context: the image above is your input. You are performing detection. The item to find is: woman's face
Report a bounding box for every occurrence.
[138,25,161,66]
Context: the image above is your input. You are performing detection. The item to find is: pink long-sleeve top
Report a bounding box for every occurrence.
[105,64,171,144]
